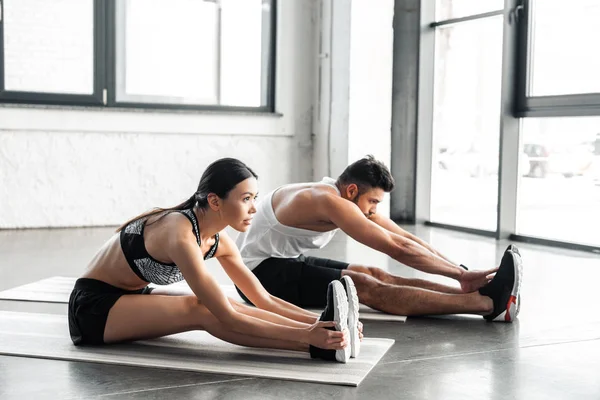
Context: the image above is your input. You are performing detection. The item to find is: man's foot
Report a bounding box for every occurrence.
[309,280,351,363]
[479,244,523,322]
[340,275,360,358]
[506,245,523,317]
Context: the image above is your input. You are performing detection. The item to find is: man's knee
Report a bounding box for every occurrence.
[343,270,384,303]
[349,264,387,281]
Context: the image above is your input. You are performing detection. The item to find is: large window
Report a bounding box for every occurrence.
[518,117,600,247]
[430,10,504,231]
[0,0,276,111]
[512,0,600,250]
[421,0,600,251]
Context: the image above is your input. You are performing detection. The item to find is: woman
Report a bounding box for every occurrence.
[68,158,350,362]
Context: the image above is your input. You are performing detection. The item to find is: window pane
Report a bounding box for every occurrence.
[436,0,503,21]
[530,0,600,96]
[220,0,266,107]
[115,0,271,107]
[518,117,600,247]
[117,0,219,104]
[431,17,503,231]
[3,0,94,94]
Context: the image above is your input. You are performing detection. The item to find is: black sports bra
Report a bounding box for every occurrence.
[119,209,219,285]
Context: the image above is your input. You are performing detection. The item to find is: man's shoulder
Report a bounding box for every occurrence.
[305,183,341,204]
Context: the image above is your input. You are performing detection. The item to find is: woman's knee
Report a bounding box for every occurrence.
[182,296,217,330]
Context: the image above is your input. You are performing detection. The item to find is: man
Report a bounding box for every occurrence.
[236,155,522,322]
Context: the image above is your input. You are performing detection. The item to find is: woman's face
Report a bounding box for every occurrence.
[220,177,258,232]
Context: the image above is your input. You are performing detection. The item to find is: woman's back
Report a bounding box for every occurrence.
[82,211,217,290]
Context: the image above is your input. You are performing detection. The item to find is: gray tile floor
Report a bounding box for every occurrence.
[1,225,599,399]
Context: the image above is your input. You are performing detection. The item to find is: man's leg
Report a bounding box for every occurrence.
[348,264,465,294]
[278,256,485,314]
[341,269,493,316]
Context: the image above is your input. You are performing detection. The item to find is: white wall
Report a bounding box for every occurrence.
[0,0,317,228]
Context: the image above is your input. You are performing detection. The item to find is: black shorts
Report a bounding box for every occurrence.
[68,278,153,345]
[236,255,349,308]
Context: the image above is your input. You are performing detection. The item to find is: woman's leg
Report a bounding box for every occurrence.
[104,294,308,352]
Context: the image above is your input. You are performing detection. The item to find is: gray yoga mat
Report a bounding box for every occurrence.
[0,311,394,387]
[0,276,406,322]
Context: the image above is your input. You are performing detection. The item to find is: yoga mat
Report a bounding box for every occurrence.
[0,276,407,322]
[0,311,394,387]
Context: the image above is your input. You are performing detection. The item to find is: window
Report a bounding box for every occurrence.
[517,0,600,117]
[0,0,276,111]
[509,0,600,250]
[528,0,600,97]
[116,0,221,105]
[3,0,94,95]
[420,0,600,251]
[430,16,504,231]
[518,117,600,247]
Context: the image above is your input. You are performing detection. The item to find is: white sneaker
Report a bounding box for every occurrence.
[310,280,351,363]
[340,275,360,358]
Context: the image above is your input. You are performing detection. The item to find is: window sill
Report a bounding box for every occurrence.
[0,103,288,137]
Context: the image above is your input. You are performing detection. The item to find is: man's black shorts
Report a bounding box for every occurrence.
[236,255,349,308]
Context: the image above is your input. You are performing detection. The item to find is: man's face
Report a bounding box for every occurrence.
[344,184,385,218]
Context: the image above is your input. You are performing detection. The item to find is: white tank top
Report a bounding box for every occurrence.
[236,177,340,270]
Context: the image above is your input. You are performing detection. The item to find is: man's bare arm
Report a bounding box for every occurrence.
[320,194,465,280]
[369,213,460,267]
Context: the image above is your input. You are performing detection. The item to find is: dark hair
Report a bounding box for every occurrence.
[116,158,258,232]
[336,155,395,193]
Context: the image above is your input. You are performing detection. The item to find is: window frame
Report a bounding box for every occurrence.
[0,0,277,112]
[0,0,106,106]
[424,7,506,236]
[514,0,600,117]
[415,0,600,252]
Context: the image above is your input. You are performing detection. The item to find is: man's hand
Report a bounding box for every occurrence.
[458,267,498,293]
[358,321,364,341]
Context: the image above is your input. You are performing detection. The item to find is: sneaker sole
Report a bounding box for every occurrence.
[341,276,360,358]
[332,281,351,363]
[492,248,523,322]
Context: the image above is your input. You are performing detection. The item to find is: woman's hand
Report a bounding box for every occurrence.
[358,321,364,341]
[306,321,349,350]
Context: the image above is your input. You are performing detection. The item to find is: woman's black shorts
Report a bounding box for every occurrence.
[68,278,153,345]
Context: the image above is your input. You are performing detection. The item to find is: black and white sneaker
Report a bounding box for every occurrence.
[309,280,351,363]
[479,244,523,322]
[340,275,360,358]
